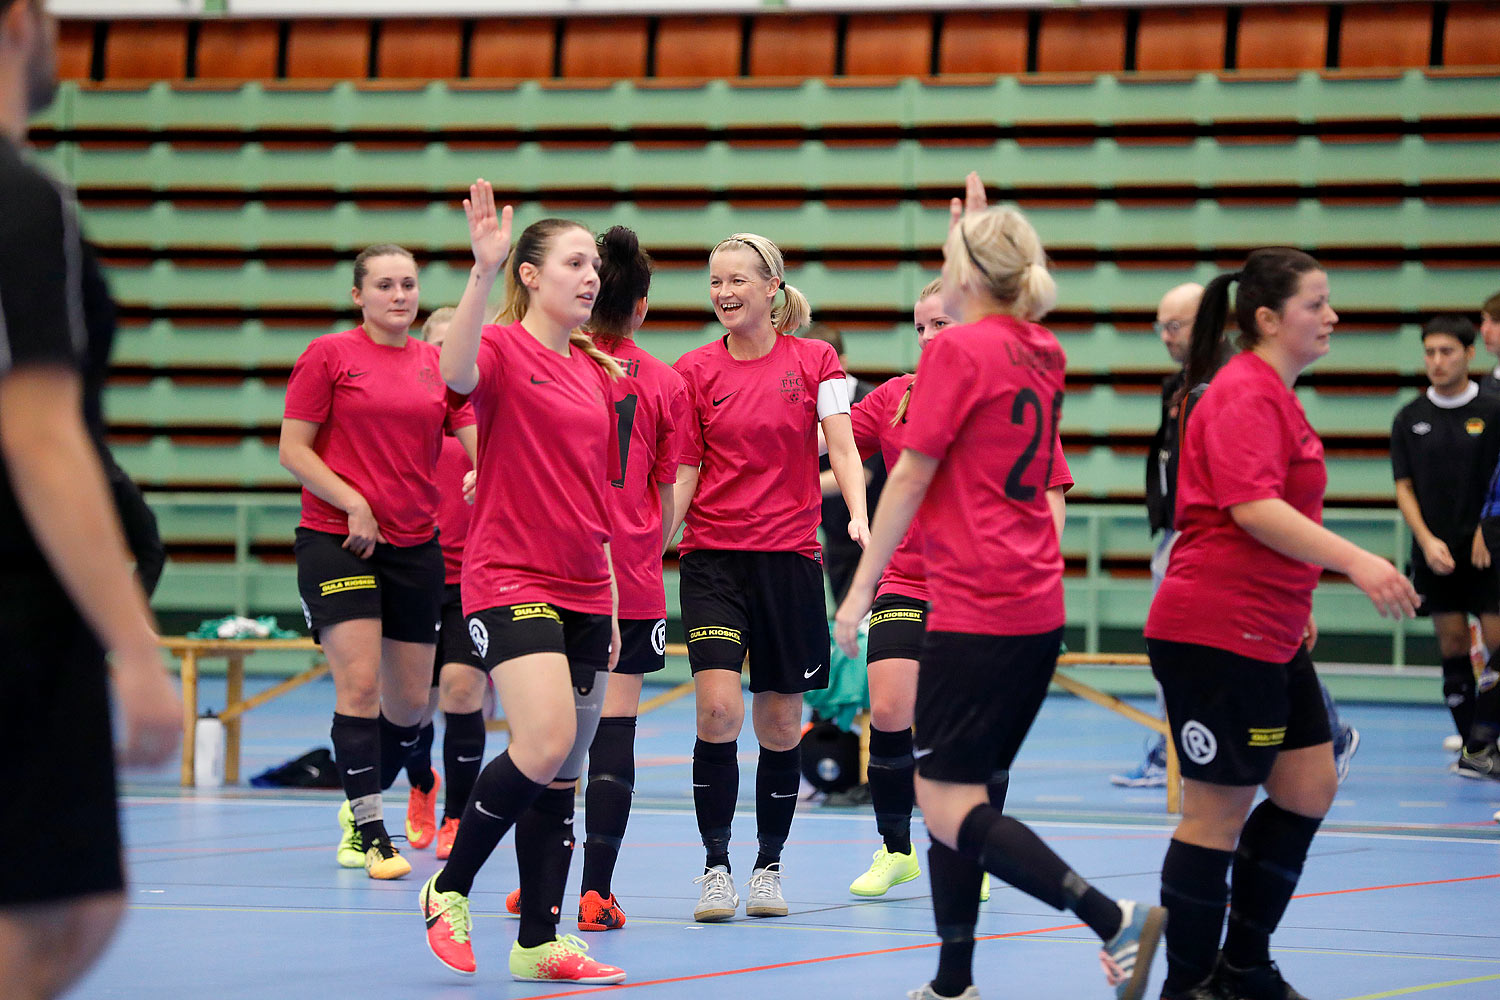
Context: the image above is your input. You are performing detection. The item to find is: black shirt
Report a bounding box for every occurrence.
[0,136,111,586]
[1145,368,1186,535]
[1391,386,1500,554]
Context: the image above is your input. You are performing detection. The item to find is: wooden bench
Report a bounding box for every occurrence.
[160,636,327,787]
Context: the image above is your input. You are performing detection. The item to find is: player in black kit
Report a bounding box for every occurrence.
[1392,316,1500,776]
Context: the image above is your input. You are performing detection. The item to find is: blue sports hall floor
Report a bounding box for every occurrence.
[83,676,1500,999]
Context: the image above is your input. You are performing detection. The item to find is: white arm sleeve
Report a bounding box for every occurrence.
[816,377,851,419]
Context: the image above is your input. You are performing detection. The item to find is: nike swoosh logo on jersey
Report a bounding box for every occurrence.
[530,375,554,385]
[346,369,369,379]
[712,391,738,406]
[803,665,822,678]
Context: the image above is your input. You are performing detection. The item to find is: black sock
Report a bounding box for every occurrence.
[582,716,636,897]
[1466,673,1500,752]
[754,745,800,871]
[693,737,738,871]
[929,840,983,997]
[441,710,485,821]
[1222,800,1322,970]
[434,751,546,897]
[866,726,915,855]
[405,721,436,792]
[987,770,1010,811]
[956,804,1121,941]
[331,713,388,842]
[1160,838,1233,995]
[378,714,422,791]
[1442,654,1477,740]
[515,786,576,949]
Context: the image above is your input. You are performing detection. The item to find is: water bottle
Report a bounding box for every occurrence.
[194,710,225,788]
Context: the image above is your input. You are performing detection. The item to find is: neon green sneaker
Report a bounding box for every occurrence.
[336,800,365,869]
[849,846,922,897]
[980,871,990,902]
[509,933,626,984]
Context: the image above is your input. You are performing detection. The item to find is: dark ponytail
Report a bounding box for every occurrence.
[588,225,653,344]
[1181,247,1322,398]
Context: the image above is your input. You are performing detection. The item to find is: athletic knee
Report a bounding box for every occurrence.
[696,701,742,742]
[868,696,911,733]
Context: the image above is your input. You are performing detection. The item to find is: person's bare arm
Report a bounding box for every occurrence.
[1394,477,1454,575]
[667,464,699,548]
[0,365,178,766]
[278,418,383,558]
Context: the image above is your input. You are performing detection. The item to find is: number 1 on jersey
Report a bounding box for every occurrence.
[612,393,638,489]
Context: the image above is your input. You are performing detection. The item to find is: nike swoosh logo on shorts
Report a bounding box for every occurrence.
[345,766,374,775]
[456,754,482,763]
[803,665,822,678]
[912,748,933,759]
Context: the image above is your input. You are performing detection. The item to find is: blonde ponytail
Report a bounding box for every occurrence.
[570,329,625,380]
[775,282,811,335]
[942,207,1056,322]
[891,380,914,427]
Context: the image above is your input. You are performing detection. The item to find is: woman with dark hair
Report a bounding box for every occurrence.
[280,244,476,881]
[835,182,1164,1000]
[419,183,627,985]
[1146,249,1418,1000]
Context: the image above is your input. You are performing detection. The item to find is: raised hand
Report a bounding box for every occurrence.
[464,179,514,276]
[948,171,989,232]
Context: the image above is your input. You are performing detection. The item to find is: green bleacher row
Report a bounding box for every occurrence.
[39,134,1500,192]
[110,319,1434,376]
[108,436,1405,502]
[103,375,1422,440]
[94,254,1500,317]
[34,73,1500,133]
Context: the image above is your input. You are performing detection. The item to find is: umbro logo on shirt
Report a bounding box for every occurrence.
[1412,421,1432,435]
[712,391,738,406]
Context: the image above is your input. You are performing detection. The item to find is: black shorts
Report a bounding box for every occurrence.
[466,602,612,693]
[1410,550,1500,617]
[679,549,830,694]
[1148,638,1332,786]
[913,628,1063,785]
[615,617,667,675]
[434,583,484,683]
[294,527,443,644]
[867,592,928,664]
[1,605,123,904]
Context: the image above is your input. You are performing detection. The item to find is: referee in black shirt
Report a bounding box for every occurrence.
[0,4,180,996]
[1392,316,1500,777]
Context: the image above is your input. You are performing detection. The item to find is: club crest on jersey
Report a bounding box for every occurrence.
[780,370,805,403]
[1411,421,1431,436]
[417,366,441,388]
[1467,418,1486,436]
[468,617,489,659]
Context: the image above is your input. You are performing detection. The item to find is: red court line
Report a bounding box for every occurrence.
[1292,871,1500,900]
[529,871,1500,997]
[527,920,1087,999]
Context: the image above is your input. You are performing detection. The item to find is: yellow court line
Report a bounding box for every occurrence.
[1341,972,1500,999]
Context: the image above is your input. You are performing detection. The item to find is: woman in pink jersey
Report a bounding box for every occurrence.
[671,232,871,921]
[398,307,491,862]
[280,244,476,882]
[575,225,690,930]
[418,183,626,986]
[835,193,1164,1000]
[1144,249,1417,1000]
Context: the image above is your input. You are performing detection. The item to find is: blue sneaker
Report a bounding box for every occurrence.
[1099,899,1166,1000]
[1110,738,1167,788]
[1332,725,1360,784]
